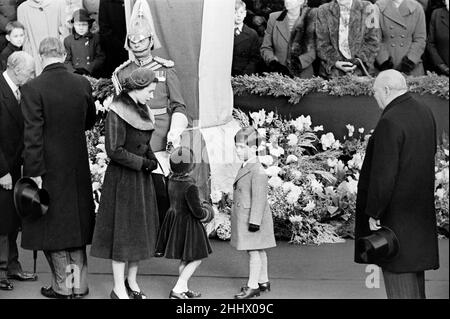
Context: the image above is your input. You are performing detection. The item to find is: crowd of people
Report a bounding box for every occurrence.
[0,0,444,300]
[233,0,449,78]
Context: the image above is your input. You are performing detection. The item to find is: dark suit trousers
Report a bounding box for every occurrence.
[7,230,22,274]
[382,269,426,299]
[0,235,8,279]
[43,247,89,296]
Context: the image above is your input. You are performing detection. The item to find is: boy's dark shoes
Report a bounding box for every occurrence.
[234,286,260,299]
[399,56,415,74]
[259,281,271,292]
[248,223,260,232]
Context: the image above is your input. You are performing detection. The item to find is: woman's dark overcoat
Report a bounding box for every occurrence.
[90,94,159,262]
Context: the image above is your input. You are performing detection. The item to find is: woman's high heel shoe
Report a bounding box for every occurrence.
[110,290,119,299]
[125,279,147,299]
[258,282,271,292]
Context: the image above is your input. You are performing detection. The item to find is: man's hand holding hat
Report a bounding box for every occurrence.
[0,173,12,190]
[31,176,42,189]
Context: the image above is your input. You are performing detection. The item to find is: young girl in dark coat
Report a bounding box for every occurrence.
[90,68,159,299]
[155,146,214,299]
[64,9,105,77]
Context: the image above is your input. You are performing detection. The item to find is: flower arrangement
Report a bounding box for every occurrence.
[86,75,449,244]
[207,109,449,245]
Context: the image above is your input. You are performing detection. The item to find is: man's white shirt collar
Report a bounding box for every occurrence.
[3,70,18,95]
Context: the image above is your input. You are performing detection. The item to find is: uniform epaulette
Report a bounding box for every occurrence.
[111,60,133,94]
[154,56,175,68]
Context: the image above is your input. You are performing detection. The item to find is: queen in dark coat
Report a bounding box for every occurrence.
[90,68,159,299]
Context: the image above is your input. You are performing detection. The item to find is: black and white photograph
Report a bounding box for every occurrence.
[0,0,448,310]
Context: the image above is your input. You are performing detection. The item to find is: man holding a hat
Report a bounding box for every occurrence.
[354,70,440,299]
[0,51,36,291]
[20,37,97,298]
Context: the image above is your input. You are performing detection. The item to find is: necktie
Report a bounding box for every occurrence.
[15,88,21,102]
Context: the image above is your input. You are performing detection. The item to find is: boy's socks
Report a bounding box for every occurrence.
[247,251,261,289]
[258,250,269,283]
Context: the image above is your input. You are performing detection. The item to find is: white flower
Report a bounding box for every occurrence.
[210,191,223,204]
[346,177,358,195]
[269,144,285,157]
[348,153,364,170]
[286,191,300,205]
[98,136,105,144]
[346,124,355,137]
[250,109,266,127]
[436,188,445,199]
[327,158,338,168]
[444,149,449,156]
[259,155,274,166]
[324,186,336,196]
[257,128,267,139]
[320,132,336,150]
[289,215,303,224]
[313,125,324,132]
[335,160,347,173]
[291,170,302,180]
[268,176,283,188]
[310,179,324,194]
[92,182,101,191]
[265,111,275,124]
[287,134,298,146]
[358,128,365,134]
[282,181,295,193]
[96,143,106,153]
[303,200,316,212]
[96,152,107,160]
[286,154,298,164]
[291,115,312,132]
[265,165,282,177]
[332,140,341,150]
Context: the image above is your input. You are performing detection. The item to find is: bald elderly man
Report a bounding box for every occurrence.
[354,70,439,299]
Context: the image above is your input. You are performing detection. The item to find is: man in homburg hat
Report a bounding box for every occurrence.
[20,37,97,298]
[354,70,439,299]
[112,0,189,224]
[0,51,36,291]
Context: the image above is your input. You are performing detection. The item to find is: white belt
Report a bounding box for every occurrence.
[152,108,168,116]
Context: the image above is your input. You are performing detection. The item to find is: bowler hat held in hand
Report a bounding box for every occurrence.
[13,177,50,221]
[357,226,399,263]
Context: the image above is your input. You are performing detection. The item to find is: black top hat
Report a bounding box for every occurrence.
[170,146,195,175]
[71,9,95,24]
[13,177,49,221]
[357,226,400,263]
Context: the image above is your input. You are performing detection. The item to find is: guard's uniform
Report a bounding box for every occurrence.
[112,56,187,153]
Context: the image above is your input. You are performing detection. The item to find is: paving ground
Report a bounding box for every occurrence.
[1,239,448,299]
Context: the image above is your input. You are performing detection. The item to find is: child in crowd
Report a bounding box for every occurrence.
[155,146,214,299]
[0,22,25,71]
[64,8,105,77]
[231,127,276,299]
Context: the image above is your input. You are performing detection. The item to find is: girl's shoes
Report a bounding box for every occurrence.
[258,281,271,292]
[185,290,201,298]
[234,286,260,299]
[169,290,189,299]
[125,279,147,299]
